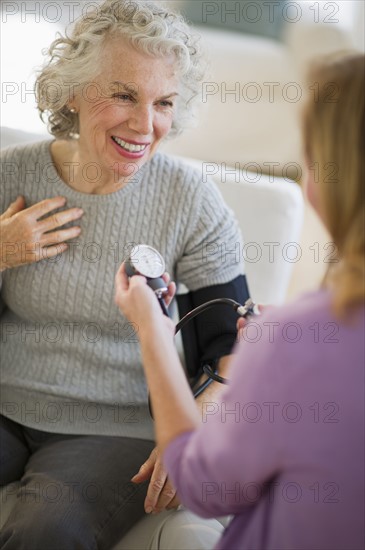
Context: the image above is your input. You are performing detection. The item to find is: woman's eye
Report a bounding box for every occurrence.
[112,94,133,102]
[158,100,173,108]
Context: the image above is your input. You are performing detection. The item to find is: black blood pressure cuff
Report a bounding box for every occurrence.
[176,274,250,379]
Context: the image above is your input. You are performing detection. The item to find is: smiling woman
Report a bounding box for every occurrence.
[0,1,250,549]
[50,37,181,193]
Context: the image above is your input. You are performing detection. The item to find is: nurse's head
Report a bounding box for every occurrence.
[302,53,364,316]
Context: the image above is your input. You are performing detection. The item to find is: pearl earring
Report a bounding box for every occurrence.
[70,108,76,114]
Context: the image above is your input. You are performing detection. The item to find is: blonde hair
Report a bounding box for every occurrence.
[35,0,206,139]
[302,53,365,318]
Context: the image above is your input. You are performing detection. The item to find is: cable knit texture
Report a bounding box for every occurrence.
[0,140,244,437]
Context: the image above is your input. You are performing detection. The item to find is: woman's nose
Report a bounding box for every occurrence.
[128,104,154,135]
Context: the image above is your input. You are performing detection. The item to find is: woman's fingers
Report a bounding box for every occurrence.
[143,451,179,513]
[114,264,127,309]
[26,196,67,220]
[115,262,128,288]
[162,272,176,307]
[0,196,25,221]
[165,281,176,307]
[236,317,246,332]
[28,196,84,235]
[115,262,133,295]
[38,206,84,232]
[236,304,266,341]
[131,446,177,514]
[152,477,178,513]
[0,196,83,270]
[144,459,169,513]
[162,272,170,285]
[114,264,150,317]
[39,226,82,246]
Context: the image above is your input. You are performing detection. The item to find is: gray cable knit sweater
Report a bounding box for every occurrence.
[0,140,243,438]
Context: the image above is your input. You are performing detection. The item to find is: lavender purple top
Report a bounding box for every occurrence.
[164,289,365,550]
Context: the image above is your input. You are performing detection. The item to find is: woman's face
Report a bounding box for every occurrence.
[71,37,179,184]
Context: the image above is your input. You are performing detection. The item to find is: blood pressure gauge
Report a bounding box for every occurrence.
[125,245,165,280]
[125,245,169,310]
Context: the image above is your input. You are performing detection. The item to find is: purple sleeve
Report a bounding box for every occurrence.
[163,313,288,518]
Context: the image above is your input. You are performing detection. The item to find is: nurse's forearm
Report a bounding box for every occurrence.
[139,325,199,451]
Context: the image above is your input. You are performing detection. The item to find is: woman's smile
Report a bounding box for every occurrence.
[110,135,150,159]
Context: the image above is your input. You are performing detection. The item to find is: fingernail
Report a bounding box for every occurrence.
[76,208,83,214]
[145,506,153,514]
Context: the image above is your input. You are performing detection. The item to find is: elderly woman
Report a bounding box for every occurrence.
[0,0,249,548]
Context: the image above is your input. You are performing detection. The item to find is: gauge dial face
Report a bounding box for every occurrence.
[129,245,165,278]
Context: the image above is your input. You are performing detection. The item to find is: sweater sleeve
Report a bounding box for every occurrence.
[176,177,245,291]
[163,311,287,518]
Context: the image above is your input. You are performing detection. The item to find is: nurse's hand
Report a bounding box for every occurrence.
[114,262,176,334]
[236,305,268,342]
[0,195,83,272]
